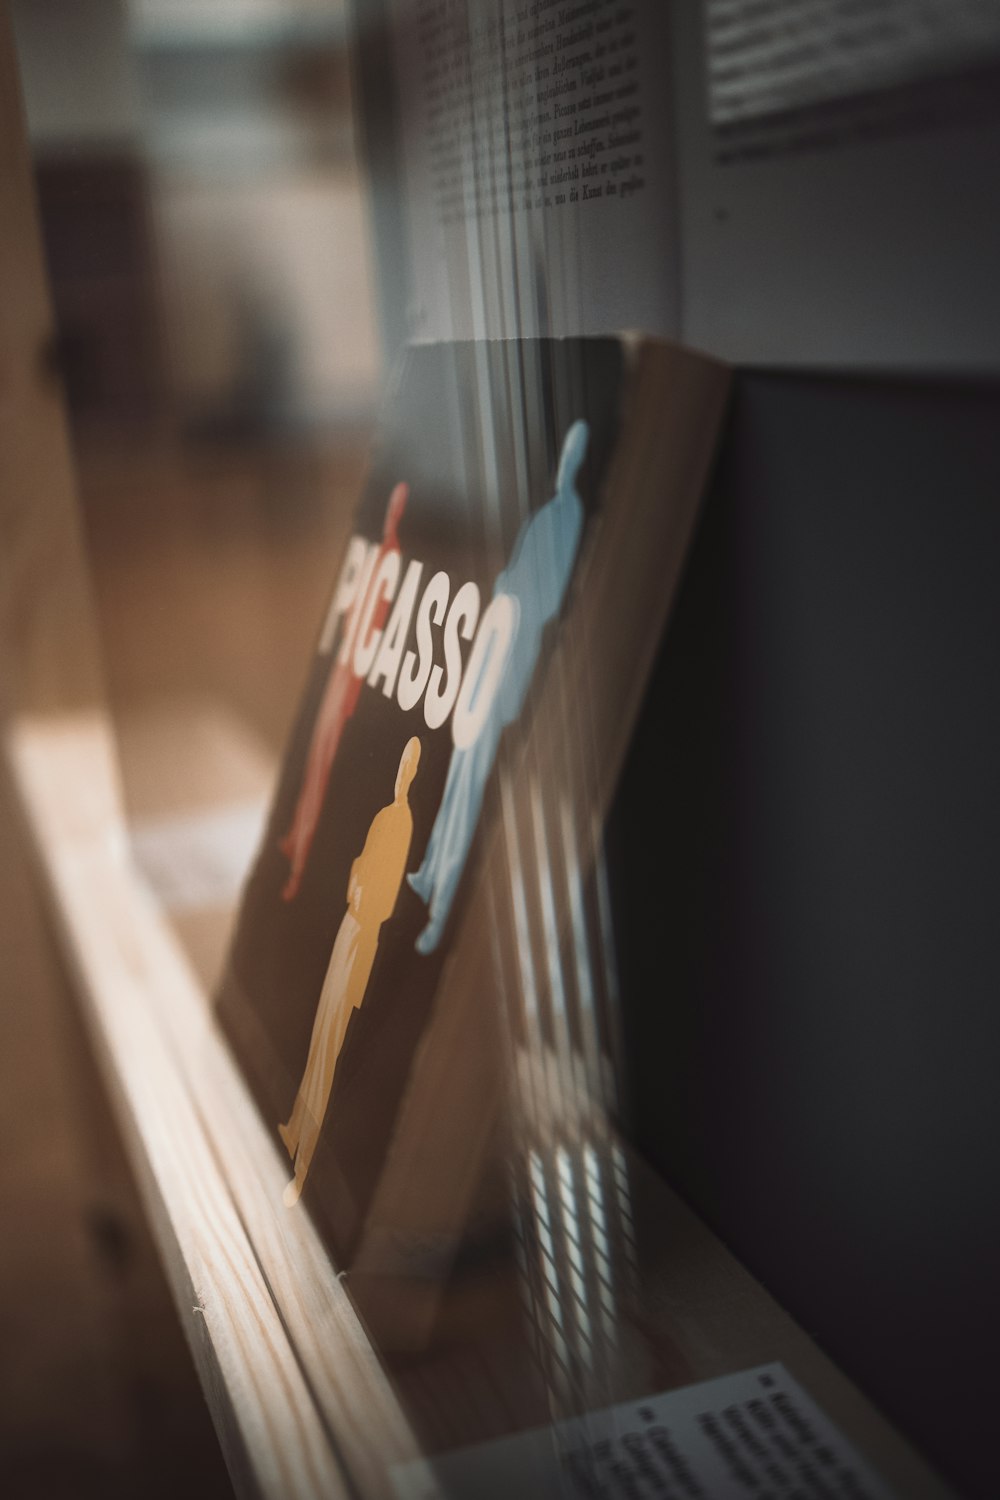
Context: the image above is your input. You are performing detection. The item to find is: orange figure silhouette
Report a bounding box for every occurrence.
[279,736,422,1206]
[279,482,409,900]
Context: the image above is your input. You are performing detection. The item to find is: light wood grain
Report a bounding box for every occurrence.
[7,714,424,1500]
[7,719,343,1498]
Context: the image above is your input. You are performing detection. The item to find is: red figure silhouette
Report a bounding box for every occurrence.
[279,482,409,900]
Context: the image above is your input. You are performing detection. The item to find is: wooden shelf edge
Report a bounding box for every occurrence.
[5,710,421,1500]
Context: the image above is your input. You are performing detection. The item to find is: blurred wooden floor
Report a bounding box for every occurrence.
[77,431,366,754]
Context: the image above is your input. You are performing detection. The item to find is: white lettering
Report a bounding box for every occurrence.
[424,581,480,731]
[452,594,517,748]
[352,551,401,679]
[318,536,368,653]
[338,543,378,666]
[369,560,423,698]
[398,569,449,711]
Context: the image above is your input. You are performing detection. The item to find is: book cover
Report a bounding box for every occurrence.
[216,337,728,1323]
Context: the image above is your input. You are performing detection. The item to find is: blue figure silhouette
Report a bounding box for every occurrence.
[408,419,590,954]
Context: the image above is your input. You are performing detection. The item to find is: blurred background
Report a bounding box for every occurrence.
[11,0,378,746]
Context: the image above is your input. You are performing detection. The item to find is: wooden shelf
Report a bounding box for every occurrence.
[6,712,422,1499]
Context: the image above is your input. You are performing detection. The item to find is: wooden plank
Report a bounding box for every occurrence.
[6,717,342,1499]
[0,754,234,1495]
[7,713,423,1499]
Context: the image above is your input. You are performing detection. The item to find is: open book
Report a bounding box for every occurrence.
[380,0,1000,368]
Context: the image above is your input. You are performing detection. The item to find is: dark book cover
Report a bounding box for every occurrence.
[216,337,728,1308]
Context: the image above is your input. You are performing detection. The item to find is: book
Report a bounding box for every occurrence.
[216,335,729,1344]
[375,0,1000,368]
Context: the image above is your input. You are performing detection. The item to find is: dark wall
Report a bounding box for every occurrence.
[613,371,1000,1500]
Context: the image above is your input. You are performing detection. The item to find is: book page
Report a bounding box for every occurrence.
[673,0,1000,368]
[705,0,1000,125]
[390,0,679,341]
[393,1364,897,1499]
